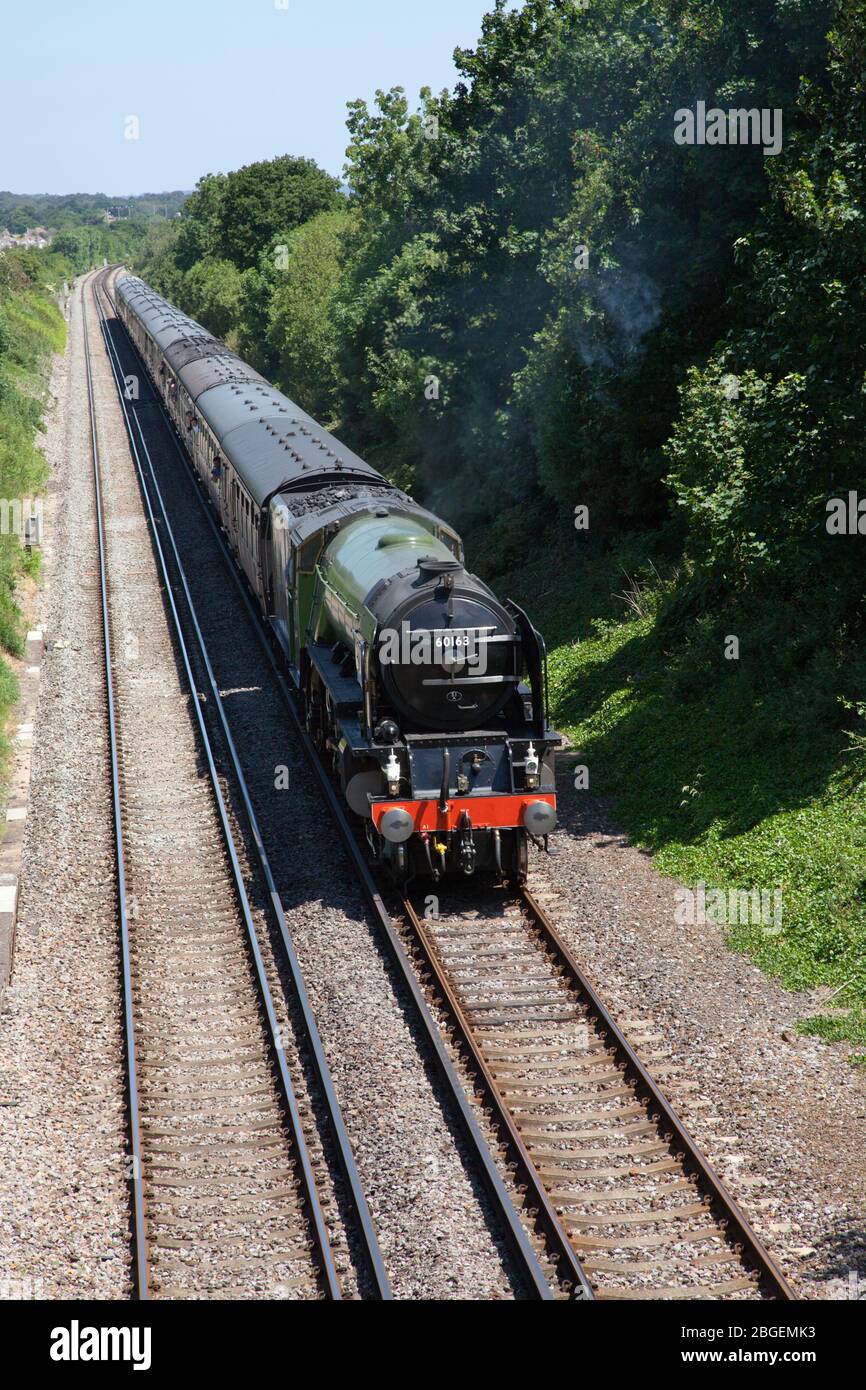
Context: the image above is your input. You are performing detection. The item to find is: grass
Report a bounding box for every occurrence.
[0,253,67,782]
[468,503,866,1053]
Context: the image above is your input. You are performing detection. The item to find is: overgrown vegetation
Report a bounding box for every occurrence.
[132,0,866,1047]
[49,221,149,276]
[500,530,866,1051]
[0,246,69,763]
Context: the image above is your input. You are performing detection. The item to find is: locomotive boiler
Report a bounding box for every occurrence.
[114,274,559,884]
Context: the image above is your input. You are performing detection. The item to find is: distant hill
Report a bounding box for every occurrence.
[0,191,190,234]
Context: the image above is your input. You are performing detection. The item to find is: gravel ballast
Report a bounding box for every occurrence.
[0,275,130,1299]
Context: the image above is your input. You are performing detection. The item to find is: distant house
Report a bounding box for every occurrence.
[0,226,52,250]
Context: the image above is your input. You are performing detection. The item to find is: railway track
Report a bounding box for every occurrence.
[99,266,795,1301]
[98,271,584,1299]
[84,268,389,1300]
[401,884,796,1301]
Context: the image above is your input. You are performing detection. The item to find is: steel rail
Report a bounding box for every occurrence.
[104,279,558,1299]
[88,270,344,1300]
[519,885,797,1301]
[81,269,150,1300]
[402,897,595,1299]
[95,272,392,1301]
[400,895,592,1295]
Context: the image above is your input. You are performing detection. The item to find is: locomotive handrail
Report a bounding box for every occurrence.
[506,598,549,734]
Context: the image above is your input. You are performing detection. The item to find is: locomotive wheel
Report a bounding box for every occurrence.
[386,844,409,890]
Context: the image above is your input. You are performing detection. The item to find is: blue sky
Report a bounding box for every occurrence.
[1,0,516,195]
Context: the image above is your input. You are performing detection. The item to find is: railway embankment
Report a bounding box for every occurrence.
[457,531,866,1299]
[0,250,66,1000]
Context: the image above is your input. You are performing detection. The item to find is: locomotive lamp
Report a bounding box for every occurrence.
[374,719,400,745]
[380,807,414,843]
[525,742,540,790]
[384,748,402,797]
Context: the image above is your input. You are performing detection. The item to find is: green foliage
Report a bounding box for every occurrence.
[172,174,228,270]
[332,229,448,482]
[265,208,354,422]
[132,154,343,355]
[0,244,61,777]
[218,156,341,270]
[133,219,186,302]
[181,258,244,341]
[170,157,342,275]
[664,1,866,653]
[48,221,147,275]
[333,0,833,526]
[0,190,187,230]
[798,1014,866,1050]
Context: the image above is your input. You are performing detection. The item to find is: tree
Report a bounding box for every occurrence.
[173,173,227,270]
[181,258,244,341]
[336,0,833,526]
[266,207,354,421]
[135,219,186,303]
[215,156,341,271]
[664,0,866,649]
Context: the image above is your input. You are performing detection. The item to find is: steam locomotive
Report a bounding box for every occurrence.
[114,274,559,884]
